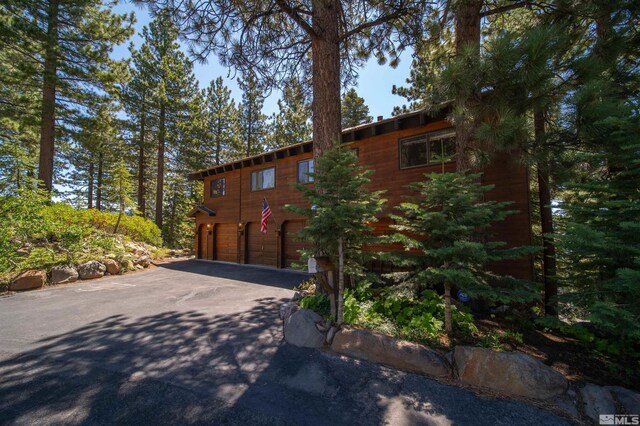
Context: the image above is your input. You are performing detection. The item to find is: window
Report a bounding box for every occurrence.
[297,159,314,183]
[251,167,275,191]
[210,178,225,198]
[399,129,456,169]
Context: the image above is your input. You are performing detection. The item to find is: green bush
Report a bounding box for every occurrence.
[0,190,162,276]
[341,282,478,345]
[83,209,162,246]
[299,293,331,317]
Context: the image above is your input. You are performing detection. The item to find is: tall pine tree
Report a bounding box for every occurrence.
[0,0,133,194]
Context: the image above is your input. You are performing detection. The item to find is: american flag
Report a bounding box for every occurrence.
[261,198,272,234]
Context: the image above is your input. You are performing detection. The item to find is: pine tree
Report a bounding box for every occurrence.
[238,70,268,157]
[201,77,241,165]
[0,0,134,194]
[285,147,386,326]
[556,0,640,342]
[341,88,372,129]
[109,159,135,234]
[387,172,538,335]
[64,103,121,210]
[131,12,200,229]
[123,41,159,218]
[138,0,427,159]
[269,78,311,149]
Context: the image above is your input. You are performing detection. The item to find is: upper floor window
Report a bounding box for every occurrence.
[210,178,225,198]
[251,167,275,191]
[399,129,456,169]
[297,159,314,184]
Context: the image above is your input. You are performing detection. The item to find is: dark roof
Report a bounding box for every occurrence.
[187,106,449,181]
[188,204,216,217]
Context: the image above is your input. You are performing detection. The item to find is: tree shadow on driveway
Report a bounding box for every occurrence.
[0,295,568,425]
[158,259,310,289]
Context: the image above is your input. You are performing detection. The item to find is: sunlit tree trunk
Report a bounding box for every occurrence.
[155,102,166,228]
[311,0,342,158]
[38,0,60,194]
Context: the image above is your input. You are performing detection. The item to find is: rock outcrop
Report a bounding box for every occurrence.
[102,259,121,275]
[331,328,451,379]
[454,346,567,400]
[10,270,46,291]
[78,261,106,280]
[284,308,325,348]
[50,266,78,284]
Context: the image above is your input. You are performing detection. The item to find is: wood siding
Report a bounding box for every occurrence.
[192,120,534,280]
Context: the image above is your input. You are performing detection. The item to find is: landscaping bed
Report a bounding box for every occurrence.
[291,278,640,392]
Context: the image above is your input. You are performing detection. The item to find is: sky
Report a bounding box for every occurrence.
[112,1,414,120]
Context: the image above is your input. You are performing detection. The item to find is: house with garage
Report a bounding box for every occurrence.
[187,109,534,280]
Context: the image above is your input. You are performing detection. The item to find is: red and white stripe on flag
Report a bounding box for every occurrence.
[261,198,272,234]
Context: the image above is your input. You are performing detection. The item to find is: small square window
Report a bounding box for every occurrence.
[429,135,456,164]
[399,129,456,169]
[399,134,428,169]
[210,178,225,198]
[251,167,275,191]
[297,159,314,183]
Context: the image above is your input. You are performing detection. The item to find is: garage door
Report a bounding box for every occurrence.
[215,223,237,262]
[283,220,308,268]
[246,222,277,266]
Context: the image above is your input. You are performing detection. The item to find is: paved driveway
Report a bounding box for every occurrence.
[0,260,568,425]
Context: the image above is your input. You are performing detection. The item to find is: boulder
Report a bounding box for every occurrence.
[50,265,78,284]
[78,261,106,280]
[279,302,299,321]
[10,270,46,291]
[284,308,325,348]
[331,328,451,379]
[454,346,567,400]
[16,247,31,257]
[121,259,135,272]
[134,255,151,268]
[581,384,615,423]
[607,386,640,415]
[102,259,121,275]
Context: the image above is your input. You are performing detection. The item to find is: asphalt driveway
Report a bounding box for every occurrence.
[0,260,569,425]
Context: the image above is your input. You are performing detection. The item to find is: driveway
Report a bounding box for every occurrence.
[0,260,568,425]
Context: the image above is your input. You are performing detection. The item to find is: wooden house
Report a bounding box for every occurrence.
[187,109,534,280]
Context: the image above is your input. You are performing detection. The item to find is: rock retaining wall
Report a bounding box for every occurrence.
[280,301,640,424]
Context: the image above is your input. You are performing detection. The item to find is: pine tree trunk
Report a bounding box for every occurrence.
[215,119,221,165]
[245,97,253,157]
[138,106,146,217]
[169,182,177,246]
[88,160,94,209]
[444,280,453,336]
[155,103,165,229]
[311,0,341,158]
[337,237,345,326]
[96,153,103,211]
[114,209,123,234]
[535,109,558,316]
[37,0,60,194]
[453,0,482,172]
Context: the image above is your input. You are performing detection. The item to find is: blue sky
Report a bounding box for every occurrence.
[112,1,414,119]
